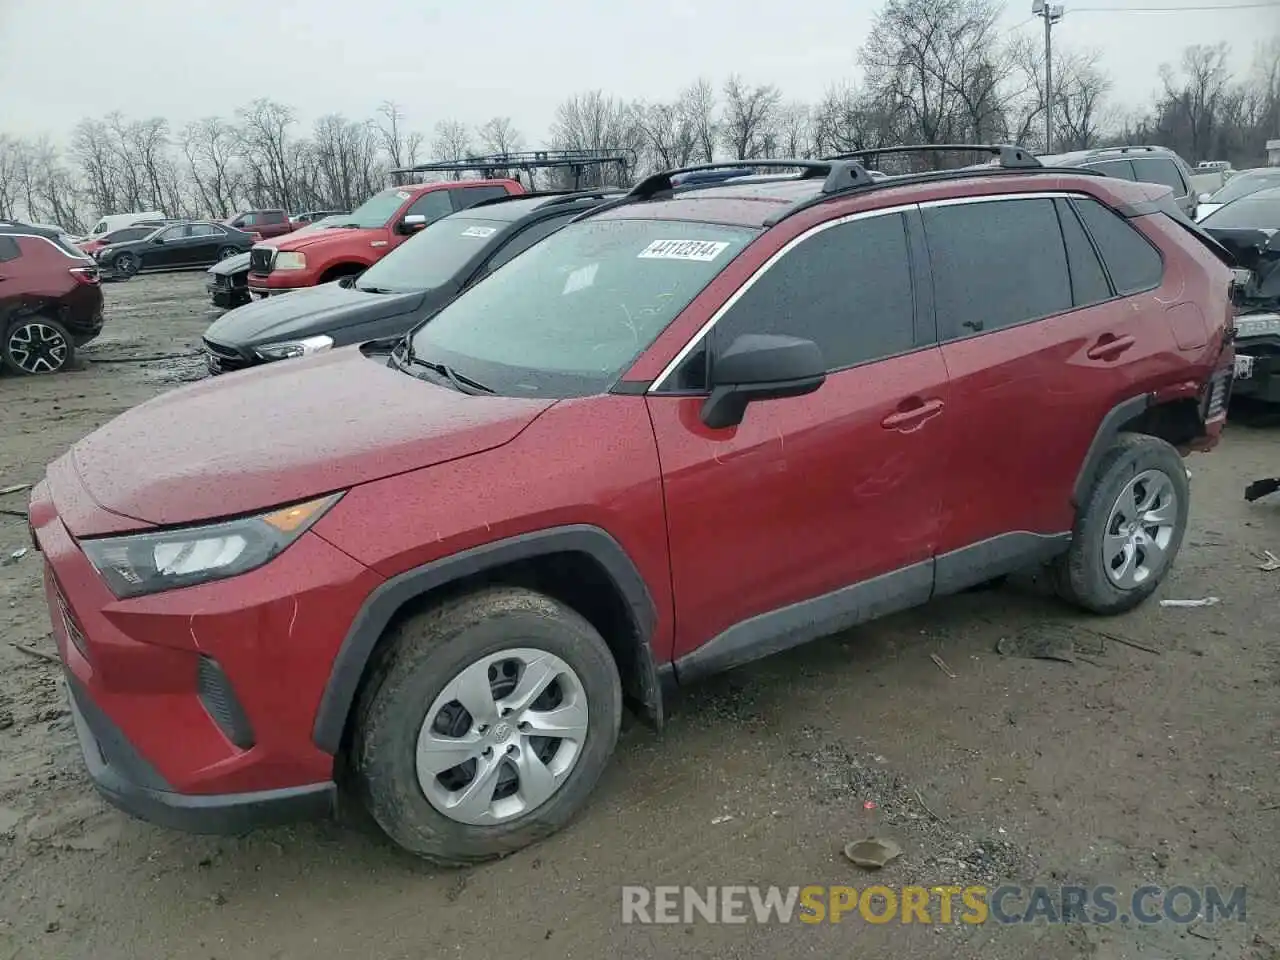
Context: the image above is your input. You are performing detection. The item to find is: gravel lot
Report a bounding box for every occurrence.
[0,272,1277,960]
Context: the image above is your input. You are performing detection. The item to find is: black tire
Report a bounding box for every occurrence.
[2,316,75,375]
[1054,433,1190,614]
[113,251,139,278]
[352,586,622,865]
[216,246,239,261]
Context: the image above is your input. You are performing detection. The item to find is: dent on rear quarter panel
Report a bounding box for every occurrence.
[310,395,676,661]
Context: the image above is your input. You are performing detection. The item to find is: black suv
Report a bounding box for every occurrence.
[202,190,619,374]
[1039,146,1198,218]
[0,222,103,374]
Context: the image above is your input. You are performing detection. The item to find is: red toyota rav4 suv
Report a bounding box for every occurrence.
[246,180,524,297]
[31,147,1235,863]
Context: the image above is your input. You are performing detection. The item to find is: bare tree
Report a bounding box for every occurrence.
[313,115,382,208]
[1156,43,1232,162]
[0,135,22,219]
[477,116,524,156]
[720,75,782,161]
[71,119,121,216]
[549,92,645,187]
[679,78,719,162]
[377,101,423,182]
[179,117,240,218]
[776,102,815,158]
[637,100,697,171]
[237,99,300,210]
[812,82,902,156]
[431,120,474,177]
[1054,51,1113,151]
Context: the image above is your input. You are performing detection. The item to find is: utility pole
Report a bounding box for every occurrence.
[1032,0,1064,153]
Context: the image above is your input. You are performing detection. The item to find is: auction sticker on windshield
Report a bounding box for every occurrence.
[461,226,498,238]
[638,239,730,262]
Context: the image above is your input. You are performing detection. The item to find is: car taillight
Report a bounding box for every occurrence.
[69,265,99,285]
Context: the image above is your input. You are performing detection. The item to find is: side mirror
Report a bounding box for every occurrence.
[700,334,826,429]
[152,235,166,243]
[397,214,427,235]
[1198,193,1212,203]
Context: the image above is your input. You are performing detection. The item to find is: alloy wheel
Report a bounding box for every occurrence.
[116,253,137,275]
[7,322,69,374]
[1102,468,1179,589]
[416,647,589,826]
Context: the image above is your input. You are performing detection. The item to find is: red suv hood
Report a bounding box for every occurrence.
[67,348,553,528]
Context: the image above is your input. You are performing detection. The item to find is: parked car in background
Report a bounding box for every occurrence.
[203,190,620,373]
[247,179,525,297]
[291,209,349,226]
[77,220,175,256]
[0,221,103,374]
[1195,167,1280,221]
[75,211,166,244]
[1199,186,1280,406]
[226,209,295,239]
[206,215,346,308]
[96,221,257,278]
[1039,146,1199,218]
[31,150,1234,863]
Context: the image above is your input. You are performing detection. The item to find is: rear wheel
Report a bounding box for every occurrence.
[1054,433,1189,614]
[353,587,622,864]
[216,246,239,261]
[3,317,75,375]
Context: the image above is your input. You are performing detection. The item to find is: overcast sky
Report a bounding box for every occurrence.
[0,0,1275,145]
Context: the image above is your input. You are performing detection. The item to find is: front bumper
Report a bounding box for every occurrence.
[66,671,334,834]
[247,274,311,297]
[1231,329,1280,404]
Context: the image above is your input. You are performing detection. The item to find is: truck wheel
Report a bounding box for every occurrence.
[1054,433,1189,615]
[352,586,622,865]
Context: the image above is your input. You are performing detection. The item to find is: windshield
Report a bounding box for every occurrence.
[1199,195,1280,230]
[333,188,410,230]
[357,216,502,294]
[1207,172,1280,206]
[407,218,758,397]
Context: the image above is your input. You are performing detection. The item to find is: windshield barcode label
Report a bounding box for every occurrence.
[638,240,730,262]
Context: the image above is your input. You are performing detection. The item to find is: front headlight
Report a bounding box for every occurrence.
[275,251,307,270]
[81,493,342,598]
[255,335,334,361]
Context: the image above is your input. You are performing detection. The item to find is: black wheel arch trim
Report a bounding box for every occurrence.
[1072,394,1152,508]
[312,523,662,754]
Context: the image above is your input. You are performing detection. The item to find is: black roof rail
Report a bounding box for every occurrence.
[541,188,627,207]
[627,159,876,202]
[824,144,1040,169]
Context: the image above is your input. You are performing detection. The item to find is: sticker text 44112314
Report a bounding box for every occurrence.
[638,239,730,262]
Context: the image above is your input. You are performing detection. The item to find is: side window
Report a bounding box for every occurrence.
[91,220,108,235]
[156,225,187,242]
[1131,157,1187,197]
[188,224,219,237]
[406,191,454,223]
[262,211,286,224]
[238,213,257,226]
[1054,199,1112,307]
[1087,159,1137,181]
[923,197,1072,338]
[711,212,917,373]
[0,236,21,262]
[1070,197,1163,295]
[452,185,510,211]
[481,217,568,275]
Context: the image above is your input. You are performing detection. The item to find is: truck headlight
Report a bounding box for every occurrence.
[81,493,342,599]
[275,251,307,270]
[255,335,334,361]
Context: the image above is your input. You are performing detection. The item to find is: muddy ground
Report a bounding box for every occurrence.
[0,272,1277,960]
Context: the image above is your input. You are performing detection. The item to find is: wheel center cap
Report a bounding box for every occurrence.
[492,722,513,744]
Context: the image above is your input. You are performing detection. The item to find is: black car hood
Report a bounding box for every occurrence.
[203,282,433,347]
[209,251,251,277]
[1203,226,1280,308]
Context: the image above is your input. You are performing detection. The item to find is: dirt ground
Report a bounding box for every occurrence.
[0,272,1277,960]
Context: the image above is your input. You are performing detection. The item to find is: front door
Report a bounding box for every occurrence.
[143,225,187,269]
[648,209,951,674]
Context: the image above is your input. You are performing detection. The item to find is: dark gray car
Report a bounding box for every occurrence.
[1039,146,1199,218]
[202,190,620,374]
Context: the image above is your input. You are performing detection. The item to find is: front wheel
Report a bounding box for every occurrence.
[3,317,75,374]
[1054,433,1190,614]
[113,251,139,277]
[352,587,622,864]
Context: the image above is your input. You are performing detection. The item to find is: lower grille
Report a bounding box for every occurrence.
[1205,368,1231,420]
[203,338,255,375]
[249,247,274,274]
[197,656,255,749]
[209,273,229,289]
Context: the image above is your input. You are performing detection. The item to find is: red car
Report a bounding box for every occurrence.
[246,180,523,297]
[1,222,103,374]
[31,147,1234,862]
[225,209,294,240]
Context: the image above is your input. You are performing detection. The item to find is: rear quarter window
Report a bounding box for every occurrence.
[1131,157,1188,197]
[1070,197,1163,295]
[0,236,21,262]
[1086,160,1137,181]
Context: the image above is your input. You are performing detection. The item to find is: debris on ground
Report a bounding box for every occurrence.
[0,483,31,496]
[1159,596,1221,608]
[843,837,902,869]
[995,633,1075,663]
[862,800,877,810]
[1255,550,1279,572]
[11,642,59,665]
[929,653,957,678]
[710,814,734,825]
[3,547,28,566]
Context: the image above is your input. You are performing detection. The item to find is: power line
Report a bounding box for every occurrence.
[1070,1,1278,9]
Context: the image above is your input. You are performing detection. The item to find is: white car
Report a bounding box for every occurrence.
[1195,168,1280,221]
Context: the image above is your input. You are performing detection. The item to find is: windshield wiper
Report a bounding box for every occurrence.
[397,339,493,394]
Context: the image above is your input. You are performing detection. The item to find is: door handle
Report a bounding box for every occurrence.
[881,397,945,431]
[1086,333,1136,361]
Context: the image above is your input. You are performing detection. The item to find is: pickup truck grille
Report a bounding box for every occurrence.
[249,247,275,274]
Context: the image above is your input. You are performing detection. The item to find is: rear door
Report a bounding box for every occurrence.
[649,209,951,667]
[924,193,1167,586]
[185,224,224,264]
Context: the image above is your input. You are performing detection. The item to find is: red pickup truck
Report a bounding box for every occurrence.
[247,180,524,296]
